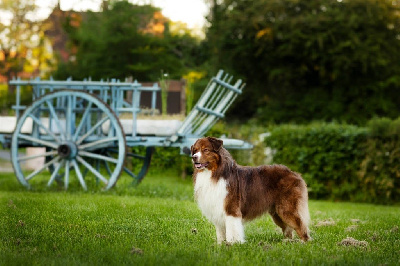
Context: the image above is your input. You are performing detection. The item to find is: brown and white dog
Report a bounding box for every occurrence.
[191,137,311,244]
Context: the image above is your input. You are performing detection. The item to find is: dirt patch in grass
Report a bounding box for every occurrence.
[258,241,273,251]
[95,234,109,239]
[16,220,25,227]
[345,225,358,232]
[130,246,143,256]
[369,232,380,242]
[338,237,368,248]
[282,238,302,243]
[315,218,336,227]
[8,200,16,209]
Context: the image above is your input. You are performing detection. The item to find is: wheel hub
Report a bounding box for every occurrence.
[57,142,78,159]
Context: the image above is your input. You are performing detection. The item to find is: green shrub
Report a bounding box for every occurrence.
[266,119,400,204]
[367,117,393,137]
[266,123,367,201]
[151,147,193,179]
[359,117,400,204]
[136,117,399,204]
[389,117,400,135]
[0,84,32,115]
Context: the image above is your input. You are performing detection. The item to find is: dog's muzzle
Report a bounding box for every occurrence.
[192,154,208,169]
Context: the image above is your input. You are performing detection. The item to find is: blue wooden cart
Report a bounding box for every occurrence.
[1,70,252,190]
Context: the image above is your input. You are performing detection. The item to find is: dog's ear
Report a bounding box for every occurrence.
[207,137,223,152]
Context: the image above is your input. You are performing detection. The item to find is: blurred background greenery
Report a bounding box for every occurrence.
[1,0,399,123]
[0,0,399,203]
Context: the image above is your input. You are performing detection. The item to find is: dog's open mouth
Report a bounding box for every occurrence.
[194,163,208,169]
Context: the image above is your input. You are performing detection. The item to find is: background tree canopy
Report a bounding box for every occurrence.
[207,0,400,124]
[55,0,205,81]
[2,0,399,124]
[0,0,41,89]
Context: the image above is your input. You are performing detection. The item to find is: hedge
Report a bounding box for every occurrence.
[133,118,399,204]
[266,119,400,204]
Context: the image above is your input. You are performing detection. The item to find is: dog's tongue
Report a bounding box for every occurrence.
[195,163,207,169]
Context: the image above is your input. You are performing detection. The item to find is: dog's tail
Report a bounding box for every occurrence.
[298,190,311,227]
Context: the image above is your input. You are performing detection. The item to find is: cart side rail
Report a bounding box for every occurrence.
[9,77,160,121]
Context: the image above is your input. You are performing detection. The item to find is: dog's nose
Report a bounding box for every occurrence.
[192,154,198,161]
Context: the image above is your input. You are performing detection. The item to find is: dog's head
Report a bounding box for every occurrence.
[191,137,223,171]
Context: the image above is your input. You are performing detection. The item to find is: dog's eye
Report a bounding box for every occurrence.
[203,148,209,152]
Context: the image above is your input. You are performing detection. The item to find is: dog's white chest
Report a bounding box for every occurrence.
[194,169,227,226]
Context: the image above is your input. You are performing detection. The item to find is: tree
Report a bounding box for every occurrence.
[54,0,205,81]
[206,0,400,124]
[0,0,40,91]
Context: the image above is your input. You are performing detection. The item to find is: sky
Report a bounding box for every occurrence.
[34,0,208,30]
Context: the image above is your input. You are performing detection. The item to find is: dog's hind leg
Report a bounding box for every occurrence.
[276,211,310,241]
[270,212,294,239]
[292,218,310,242]
[276,200,311,242]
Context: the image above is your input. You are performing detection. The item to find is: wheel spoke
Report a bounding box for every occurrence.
[18,134,59,149]
[18,150,58,162]
[79,151,119,164]
[82,166,89,178]
[73,102,93,141]
[25,156,60,181]
[76,116,109,145]
[64,160,70,190]
[72,159,87,190]
[110,149,145,160]
[78,136,118,150]
[28,114,61,143]
[46,100,66,140]
[96,159,100,172]
[127,152,145,160]
[123,167,137,178]
[47,160,63,187]
[66,95,73,140]
[76,155,109,185]
[103,159,112,176]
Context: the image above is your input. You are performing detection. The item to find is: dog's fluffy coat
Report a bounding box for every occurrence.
[191,137,311,244]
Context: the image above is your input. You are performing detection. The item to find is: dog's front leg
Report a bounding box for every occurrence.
[215,224,226,244]
[225,216,245,244]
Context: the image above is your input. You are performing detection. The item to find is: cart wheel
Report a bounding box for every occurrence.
[11,90,126,190]
[107,146,154,184]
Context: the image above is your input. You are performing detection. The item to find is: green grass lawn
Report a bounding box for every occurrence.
[1,170,399,265]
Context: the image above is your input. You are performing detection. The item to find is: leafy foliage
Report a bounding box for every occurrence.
[54,0,204,81]
[158,71,170,115]
[0,0,42,88]
[182,71,206,114]
[266,119,400,204]
[358,117,400,203]
[206,0,400,123]
[267,123,367,200]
